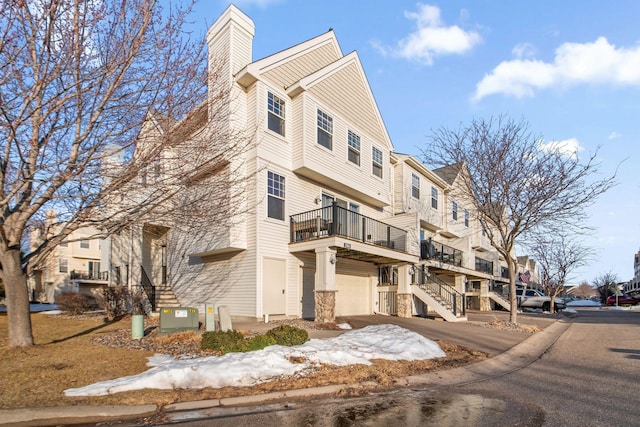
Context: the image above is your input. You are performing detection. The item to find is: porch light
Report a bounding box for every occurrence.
[329,253,337,264]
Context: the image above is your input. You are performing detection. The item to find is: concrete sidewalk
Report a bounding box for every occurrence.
[0,311,572,426]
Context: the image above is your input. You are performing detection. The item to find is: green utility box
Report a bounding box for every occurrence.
[159,307,199,334]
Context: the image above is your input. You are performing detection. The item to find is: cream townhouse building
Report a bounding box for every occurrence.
[102,5,517,323]
[29,211,107,303]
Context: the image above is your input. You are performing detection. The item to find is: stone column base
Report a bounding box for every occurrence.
[396,293,413,318]
[314,290,337,323]
[479,297,491,311]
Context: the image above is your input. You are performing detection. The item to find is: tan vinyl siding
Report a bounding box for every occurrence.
[262,43,340,89]
[307,62,387,147]
[292,94,390,207]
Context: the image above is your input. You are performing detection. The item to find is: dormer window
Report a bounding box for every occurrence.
[267,92,285,136]
[317,109,333,150]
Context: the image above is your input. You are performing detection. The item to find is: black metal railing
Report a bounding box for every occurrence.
[378,266,398,285]
[140,266,157,311]
[416,270,466,317]
[420,238,463,267]
[290,202,407,252]
[70,270,109,281]
[475,257,494,275]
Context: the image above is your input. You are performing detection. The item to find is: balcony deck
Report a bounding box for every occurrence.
[290,204,407,253]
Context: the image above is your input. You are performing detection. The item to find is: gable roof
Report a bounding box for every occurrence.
[433,162,464,185]
[235,31,393,150]
[236,31,342,89]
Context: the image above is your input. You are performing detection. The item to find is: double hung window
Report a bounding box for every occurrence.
[267,171,285,220]
[411,173,420,199]
[372,147,383,178]
[347,130,360,165]
[59,259,68,273]
[431,187,438,209]
[317,110,333,150]
[267,92,285,136]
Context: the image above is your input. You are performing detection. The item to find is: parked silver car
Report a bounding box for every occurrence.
[516,289,566,311]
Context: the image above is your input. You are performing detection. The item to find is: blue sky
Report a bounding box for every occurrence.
[192,1,640,284]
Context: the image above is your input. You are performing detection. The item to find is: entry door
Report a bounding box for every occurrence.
[263,258,286,315]
[301,267,315,319]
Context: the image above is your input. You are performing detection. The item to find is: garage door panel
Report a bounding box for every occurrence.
[335,274,371,316]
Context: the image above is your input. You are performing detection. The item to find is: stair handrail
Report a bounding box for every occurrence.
[140,266,157,311]
[417,272,466,317]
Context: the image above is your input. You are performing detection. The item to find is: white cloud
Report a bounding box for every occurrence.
[608,131,622,140]
[474,37,640,100]
[512,42,537,59]
[538,138,583,160]
[372,3,482,65]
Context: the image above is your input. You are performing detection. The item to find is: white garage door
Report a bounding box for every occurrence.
[335,274,371,316]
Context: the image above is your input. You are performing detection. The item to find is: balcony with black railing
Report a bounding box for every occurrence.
[290,203,407,252]
[475,257,494,275]
[70,270,109,281]
[420,238,463,267]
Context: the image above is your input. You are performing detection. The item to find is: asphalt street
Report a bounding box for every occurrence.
[456,307,640,426]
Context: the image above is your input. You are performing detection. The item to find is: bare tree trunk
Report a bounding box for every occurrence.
[508,258,518,324]
[2,250,34,347]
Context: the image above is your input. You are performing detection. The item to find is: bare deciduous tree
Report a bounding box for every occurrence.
[593,272,620,303]
[0,0,249,347]
[574,281,597,299]
[422,115,616,324]
[526,232,593,312]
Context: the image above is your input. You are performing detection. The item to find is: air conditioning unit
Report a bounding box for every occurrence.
[159,307,199,334]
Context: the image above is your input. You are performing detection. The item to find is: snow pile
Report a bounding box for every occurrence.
[566,300,601,307]
[65,324,445,396]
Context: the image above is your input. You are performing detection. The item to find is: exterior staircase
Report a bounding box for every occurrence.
[155,286,181,310]
[488,291,511,311]
[412,280,467,322]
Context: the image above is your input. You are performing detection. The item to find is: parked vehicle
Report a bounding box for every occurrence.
[606,295,640,306]
[516,289,566,311]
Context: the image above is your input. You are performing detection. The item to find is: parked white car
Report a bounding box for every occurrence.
[516,289,566,311]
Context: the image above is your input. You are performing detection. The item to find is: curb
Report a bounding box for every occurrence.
[397,318,572,388]
[0,404,157,427]
[0,318,572,426]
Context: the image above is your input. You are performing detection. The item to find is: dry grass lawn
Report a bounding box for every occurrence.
[0,312,487,410]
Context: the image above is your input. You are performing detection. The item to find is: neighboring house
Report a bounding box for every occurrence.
[103,5,514,322]
[29,212,107,303]
[624,249,640,296]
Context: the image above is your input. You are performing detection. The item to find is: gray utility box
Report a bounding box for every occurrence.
[159,307,199,334]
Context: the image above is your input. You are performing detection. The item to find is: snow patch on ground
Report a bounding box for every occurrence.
[65,324,445,397]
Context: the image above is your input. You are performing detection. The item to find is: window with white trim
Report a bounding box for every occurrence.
[267,92,285,136]
[372,147,383,178]
[347,130,360,165]
[431,187,438,209]
[59,258,68,273]
[411,173,420,199]
[80,240,90,249]
[452,201,458,220]
[267,171,285,220]
[317,109,333,150]
[464,209,469,227]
